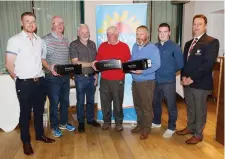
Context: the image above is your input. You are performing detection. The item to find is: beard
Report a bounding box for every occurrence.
[137,38,147,46]
[79,36,89,43]
[24,26,36,33]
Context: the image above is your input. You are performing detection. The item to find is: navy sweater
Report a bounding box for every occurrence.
[155,40,184,83]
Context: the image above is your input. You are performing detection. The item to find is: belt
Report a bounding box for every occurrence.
[17,77,43,82]
[81,73,95,77]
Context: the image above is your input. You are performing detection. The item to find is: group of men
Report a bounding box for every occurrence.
[5,12,219,156]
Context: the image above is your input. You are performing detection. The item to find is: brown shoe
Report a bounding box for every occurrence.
[185,136,202,144]
[131,126,143,133]
[102,123,111,130]
[140,131,149,140]
[23,143,33,155]
[36,135,55,143]
[176,128,193,135]
[115,124,123,131]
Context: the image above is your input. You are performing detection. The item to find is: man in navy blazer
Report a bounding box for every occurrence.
[176,14,219,144]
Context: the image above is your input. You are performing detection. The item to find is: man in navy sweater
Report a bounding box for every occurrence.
[130,25,160,140]
[152,23,184,138]
[176,14,219,144]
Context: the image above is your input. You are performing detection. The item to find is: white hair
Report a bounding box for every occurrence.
[106,26,119,35]
[77,24,90,33]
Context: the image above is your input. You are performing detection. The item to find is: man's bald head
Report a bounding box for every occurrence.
[51,16,64,33]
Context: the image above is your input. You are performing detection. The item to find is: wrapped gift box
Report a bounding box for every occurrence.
[122,58,151,71]
[95,59,122,71]
[54,64,82,75]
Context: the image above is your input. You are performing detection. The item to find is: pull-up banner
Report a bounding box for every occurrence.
[96,3,147,123]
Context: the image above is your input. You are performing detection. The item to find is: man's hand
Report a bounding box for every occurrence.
[131,70,143,74]
[181,76,188,85]
[181,76,194,85]
[187,77,194,85]
[50,64,60,76]
[91,61,98,71]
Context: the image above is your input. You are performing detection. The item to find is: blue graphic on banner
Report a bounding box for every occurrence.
[96,4,147,122]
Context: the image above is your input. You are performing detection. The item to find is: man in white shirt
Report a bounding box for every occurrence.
[5,12,55,156]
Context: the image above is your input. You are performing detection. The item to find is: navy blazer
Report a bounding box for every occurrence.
[181,33,219,90]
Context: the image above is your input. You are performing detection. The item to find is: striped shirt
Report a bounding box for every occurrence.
[42,32,70,74]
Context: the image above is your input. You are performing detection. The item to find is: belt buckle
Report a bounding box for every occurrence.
[84,74,88,77]
[34,78,39,82]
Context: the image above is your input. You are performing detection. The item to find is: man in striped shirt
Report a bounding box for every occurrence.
[42,16,75,138]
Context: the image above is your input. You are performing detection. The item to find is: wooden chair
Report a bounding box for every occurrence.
[212,57,224,106]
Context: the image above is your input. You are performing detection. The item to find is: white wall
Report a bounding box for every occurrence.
[182,1,224,56]
[84,0,133,43]
[182,1,195,48]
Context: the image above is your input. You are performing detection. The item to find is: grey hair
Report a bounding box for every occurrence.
[77,24,90,33]
[106,26,119,35]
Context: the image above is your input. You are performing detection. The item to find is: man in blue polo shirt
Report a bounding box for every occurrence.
[130,25,160,140]
[152,23,183,138]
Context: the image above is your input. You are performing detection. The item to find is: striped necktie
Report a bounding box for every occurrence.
[187,38,198,60]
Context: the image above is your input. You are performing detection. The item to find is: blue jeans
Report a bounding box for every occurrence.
[152,81,177,130]
[45,75,70,129]
[74,75,96,123]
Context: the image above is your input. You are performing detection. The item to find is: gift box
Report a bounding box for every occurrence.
[54,64,82,75]
[95,59,122,71]
[122,58,151,71]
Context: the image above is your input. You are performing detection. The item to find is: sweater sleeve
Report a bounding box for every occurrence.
[96,43,103,61]
[121,44,131,62]
[142,45,161,75]
[174,44,184,71]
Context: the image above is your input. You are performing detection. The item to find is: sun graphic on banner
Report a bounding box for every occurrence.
[98,11,141,34]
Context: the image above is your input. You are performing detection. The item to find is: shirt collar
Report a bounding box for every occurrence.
[78,38,90,46]
[21,30,38,39]
[51,31,64,39]
[137,41,150,48]
[160,39,170,46]
[108,40,119,45]
[194,33,205,41]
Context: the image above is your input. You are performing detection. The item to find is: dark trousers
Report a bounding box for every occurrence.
[132,80,155,133]
[152,81,177,130]
[74,75,96,123]
[100,78,124,124]
[45,75,70,129]
[184,87,211,138]
[16,78,45,144]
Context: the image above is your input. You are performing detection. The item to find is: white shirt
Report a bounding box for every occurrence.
[6,31,44,79]
[188,33,205,56]
[192,33,205,44]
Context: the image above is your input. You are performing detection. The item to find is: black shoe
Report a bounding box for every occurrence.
[78,123,85,132]
[87,120,101,127]
[36,135,55,143]
[23,143,33,155]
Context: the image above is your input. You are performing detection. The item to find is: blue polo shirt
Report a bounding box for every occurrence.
[131,42,161,82]
[155,40,184,83]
